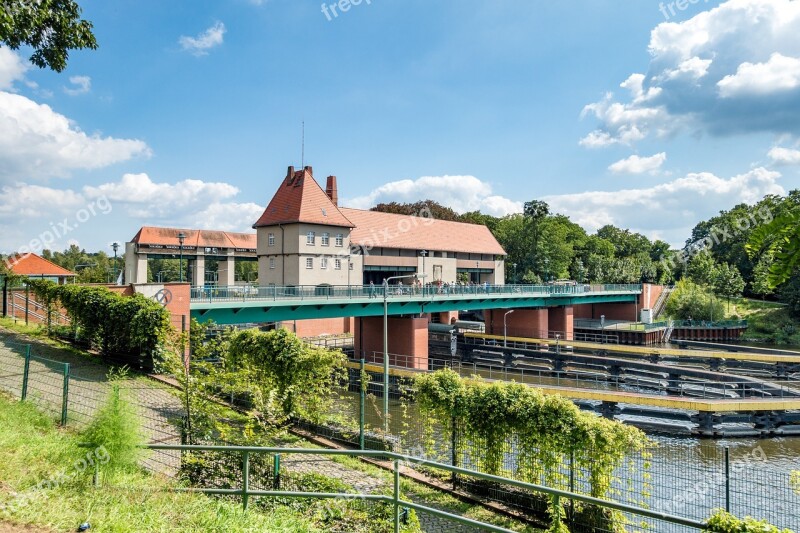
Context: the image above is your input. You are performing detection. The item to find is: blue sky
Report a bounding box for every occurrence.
[2,0,800,257]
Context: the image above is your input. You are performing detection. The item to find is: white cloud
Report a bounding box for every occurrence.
[718,53,800,97]
[661,57,713,81]
[0,92,151,181]
[582,0,800,145]
[344,175,523,216]
[0,47,28,90]
[83,173,240,218]
[63,75,91,96]
[768,146,800,165]
[0,182,85,219]
[545,167,784,246]
[608,152,667,175]
[0,174,261,253]
[194,202,265,231]
[179,22,226,56]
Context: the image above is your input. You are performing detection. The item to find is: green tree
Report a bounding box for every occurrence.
[371,200,463,221]
[712,262,745,312]
[523,200,550,277]
[665,279,724,320]
[1,0,97,72]
[747,206,800,289]
[750,254,775,300]
[686,250,718,286]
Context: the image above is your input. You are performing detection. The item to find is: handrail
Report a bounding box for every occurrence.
[147,444,707,530]
[189,283,643,303]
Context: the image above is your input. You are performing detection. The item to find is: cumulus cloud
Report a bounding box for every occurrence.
[545,167,784,246]
[344,175,523,216]
[0,174,261,253]
[0,92,150,181]
[581,0,800,145]
[194,202,265,231]
[63,75,91,96]
[179,22,226,56]
[83,173,240,218]
[608,152,667,175]
[0,182,85,219]
[768,146,800,165]
[0,47,28,90]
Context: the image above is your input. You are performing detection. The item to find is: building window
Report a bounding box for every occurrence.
[321,232,330,246]
[306,258,313,269]
[269,257,275,269]
[335,259,342,270]
[268,233,275,246]
[321,257,328,269]
[335,233,344,247]
[349,262,354,270]
[307,231,316,245]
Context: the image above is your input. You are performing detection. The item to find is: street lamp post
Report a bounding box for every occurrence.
[382,273,424,434]
[504,309,514,347]
[555,333,561,354]
[111,242,119,284]
[512,262,517,285]
[178,232,186,283]
[420,250,427,294]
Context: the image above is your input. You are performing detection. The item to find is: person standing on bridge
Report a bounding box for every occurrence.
[369,281,375,298]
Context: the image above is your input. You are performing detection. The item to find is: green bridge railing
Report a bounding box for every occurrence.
[147,443,707,533]
[190,283,642,303]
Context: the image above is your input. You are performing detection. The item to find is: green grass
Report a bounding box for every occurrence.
[0,317,49,339]
[0,395,320,533]
[725,298,800,346]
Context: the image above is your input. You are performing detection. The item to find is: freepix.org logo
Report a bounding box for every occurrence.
[321,0,372,21]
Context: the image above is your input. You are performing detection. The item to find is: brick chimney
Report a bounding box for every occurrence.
[326,175,338,206]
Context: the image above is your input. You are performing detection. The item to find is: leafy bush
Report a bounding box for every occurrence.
[26,280,172,369]
[415,369,651,532]
[226,328,347,424]
[704,509,793,532]
[80,382,145,476]
[665,279,725,320]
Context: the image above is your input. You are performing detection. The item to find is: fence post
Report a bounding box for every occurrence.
[360,358,366,451]
[393,459,400,533]
[724,447,731,513]
[273,453,281,490]
[60,363,70,426]
[242,451,250,511]
[21,345,31,401]
[451,406,458,489]
[569,448,575,526]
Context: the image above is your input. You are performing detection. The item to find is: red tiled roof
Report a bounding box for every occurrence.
[253,166,354,228]
[131,227,256,249]
[340,208,506,256]
[7,253,76,277]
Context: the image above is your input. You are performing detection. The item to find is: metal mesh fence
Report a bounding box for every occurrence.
[317,363,800,531]
[0,333,797,531]
[0,335,184,476]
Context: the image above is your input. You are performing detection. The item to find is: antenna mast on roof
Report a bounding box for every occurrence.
[301,120,305,169]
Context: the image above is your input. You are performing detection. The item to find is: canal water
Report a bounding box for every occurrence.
[332,344,800,530]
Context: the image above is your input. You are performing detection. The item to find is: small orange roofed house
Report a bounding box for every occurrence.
[4,253,77,285]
